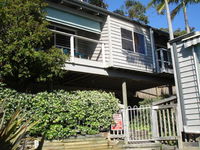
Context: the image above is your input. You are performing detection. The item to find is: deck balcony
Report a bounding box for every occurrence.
[51,29,107,70]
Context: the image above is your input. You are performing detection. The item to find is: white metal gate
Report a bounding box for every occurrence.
[125,106,153,142]
[110,104,178,143]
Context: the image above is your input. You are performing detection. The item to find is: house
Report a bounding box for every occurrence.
[45,0,174,103]
[170,32,200,142]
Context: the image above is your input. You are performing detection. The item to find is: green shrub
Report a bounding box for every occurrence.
[0,83,119,140]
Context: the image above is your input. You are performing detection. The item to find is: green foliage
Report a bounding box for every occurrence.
[0,83,119,140]
[0,110,38,150]
[139,97,162,105]
[0,0,66,87]
[159,27,195,37]
[87,0,108,9]
[113,0,149,24]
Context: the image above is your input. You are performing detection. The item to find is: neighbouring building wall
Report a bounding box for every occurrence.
[109,16,154,73]
[175,39,200,133]
[136,86,176,99]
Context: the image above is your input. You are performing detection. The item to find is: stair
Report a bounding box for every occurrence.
[123,142,162,150]
[183,142,200,150]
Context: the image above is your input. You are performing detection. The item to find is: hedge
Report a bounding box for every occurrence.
[0,83,119,140]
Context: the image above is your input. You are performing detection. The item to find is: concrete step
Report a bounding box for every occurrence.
[123,142,161,150]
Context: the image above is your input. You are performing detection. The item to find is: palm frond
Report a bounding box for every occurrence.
[171,3,182,20]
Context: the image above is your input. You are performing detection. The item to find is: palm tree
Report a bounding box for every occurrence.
[170,0,200,33]
[148,0,174,39]
[149,0,200,34]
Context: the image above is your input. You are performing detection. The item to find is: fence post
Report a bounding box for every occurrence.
[152,106,159,139]
[176,105,183,150]
[70,35,75,63]
[122,81,129,144]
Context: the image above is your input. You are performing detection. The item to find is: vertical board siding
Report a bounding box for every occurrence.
[109,16,154,73]
[176,44,200,132]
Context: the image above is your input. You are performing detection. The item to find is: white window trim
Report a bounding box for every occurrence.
[121,27,147,56]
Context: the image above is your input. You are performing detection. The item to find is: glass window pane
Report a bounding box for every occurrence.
[121,28,133,40]
[163,50,168,61]
[134,32,145,54]
[122,39,134,51]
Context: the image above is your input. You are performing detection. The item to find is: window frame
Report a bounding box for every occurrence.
[121,28,147,55]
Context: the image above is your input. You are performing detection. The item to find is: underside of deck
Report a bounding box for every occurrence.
[55,62,174,93]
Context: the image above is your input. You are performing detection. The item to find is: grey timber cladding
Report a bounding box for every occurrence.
[175,41,200,133]
[109,16,154,73]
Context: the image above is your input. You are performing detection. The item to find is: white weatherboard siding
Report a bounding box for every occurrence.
[77,18,109,64]
[109,16,154,73]
[176,41,200,133]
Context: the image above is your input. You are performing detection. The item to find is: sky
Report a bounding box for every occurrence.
[106,0,200,31]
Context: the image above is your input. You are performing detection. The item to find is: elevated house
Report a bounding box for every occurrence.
[45,0,174,103]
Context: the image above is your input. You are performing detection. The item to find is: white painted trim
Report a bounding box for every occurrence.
[170,43,184,133]
[108,15,113,66]
[50,29,104,44]
[70,35,75,62]
[150,28,156,70]
[120,27,147,56]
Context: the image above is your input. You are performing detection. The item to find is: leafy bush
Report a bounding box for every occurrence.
[0,83,119,140]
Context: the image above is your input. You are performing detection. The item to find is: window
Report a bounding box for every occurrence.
[121,28,133,51]
[121,28,146,54]
[134,32,145,54]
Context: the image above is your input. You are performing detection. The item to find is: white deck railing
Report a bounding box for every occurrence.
[50,29,106,68]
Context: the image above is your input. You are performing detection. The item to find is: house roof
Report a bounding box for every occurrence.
[48,0,169,36]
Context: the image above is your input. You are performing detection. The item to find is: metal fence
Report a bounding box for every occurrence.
[126,106,153,142]
[110,104,178,143]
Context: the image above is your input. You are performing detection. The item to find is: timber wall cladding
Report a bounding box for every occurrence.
[109,16,154,73]
[176,42,200,132]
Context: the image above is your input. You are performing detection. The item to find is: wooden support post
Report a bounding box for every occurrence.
[122,81,128,108]
[70,35,75,63]
[122,81,129,144]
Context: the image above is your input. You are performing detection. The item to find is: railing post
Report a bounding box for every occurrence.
[70,35,75,62]
[102,43,106,67]
[160,48,165,72]
[152,106,159,139]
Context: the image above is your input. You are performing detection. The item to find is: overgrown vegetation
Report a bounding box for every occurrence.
[0,83,119,140]
[0,0,66,91]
